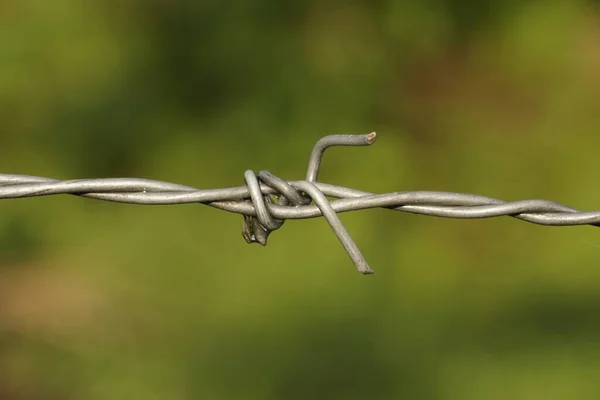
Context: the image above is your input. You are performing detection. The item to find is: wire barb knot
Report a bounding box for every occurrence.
[2,131,600,275]
[239,133,378,274]
[240,170,303,246]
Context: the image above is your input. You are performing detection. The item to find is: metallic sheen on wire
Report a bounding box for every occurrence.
[1,133,598,274]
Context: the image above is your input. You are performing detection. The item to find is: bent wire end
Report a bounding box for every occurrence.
[306,132,377,183]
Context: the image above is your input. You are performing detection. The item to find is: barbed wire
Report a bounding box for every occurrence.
[1,132,599,275]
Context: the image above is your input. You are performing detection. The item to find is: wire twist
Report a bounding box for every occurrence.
[1,132,598,274]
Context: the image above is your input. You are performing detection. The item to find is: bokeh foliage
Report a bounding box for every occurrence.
[1,1,600,398]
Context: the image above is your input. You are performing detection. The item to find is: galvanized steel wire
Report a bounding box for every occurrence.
[1,133,598,274]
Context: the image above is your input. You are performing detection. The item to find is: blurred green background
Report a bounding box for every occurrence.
[1,1,600,399]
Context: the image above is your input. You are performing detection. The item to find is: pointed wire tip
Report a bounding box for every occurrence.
[365,132,377,144]
[361,268,375,275]
[357,262,375,275]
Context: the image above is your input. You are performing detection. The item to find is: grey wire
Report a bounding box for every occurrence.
[0,133,598,274]
[244,170,283,231]
[257,170,308,206]
[305,132,377,182]
[294,180,373,275]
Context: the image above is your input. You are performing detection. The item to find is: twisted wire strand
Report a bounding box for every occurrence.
[1,133,598,274]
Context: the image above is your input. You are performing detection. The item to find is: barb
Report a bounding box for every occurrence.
[1,132,599,275]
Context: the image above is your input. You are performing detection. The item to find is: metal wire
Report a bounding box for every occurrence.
[1,132,599,275]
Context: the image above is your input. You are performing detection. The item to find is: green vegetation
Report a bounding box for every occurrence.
[1,1,600,398]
